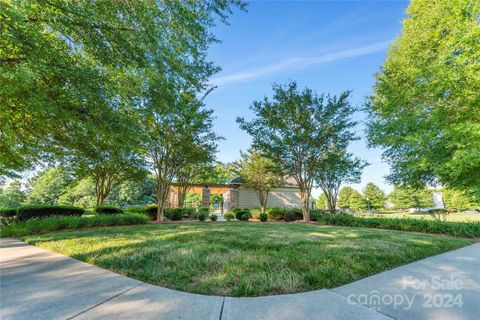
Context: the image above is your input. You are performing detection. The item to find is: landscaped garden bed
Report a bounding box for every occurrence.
[22,222,473,296]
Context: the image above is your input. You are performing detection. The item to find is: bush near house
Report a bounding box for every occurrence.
[240,212,250,221]
[16,205,85,221]
[169,208,183,221]
[233,208,251,220]
[95,206,123,214]
[267,207,303,221]
[197,213,206,221]
[224,212,235,221]
[1,213,148,237]
[210,214,218,221]
[313,213,480,238]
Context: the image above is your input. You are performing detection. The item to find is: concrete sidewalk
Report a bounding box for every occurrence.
[1,238,478,320]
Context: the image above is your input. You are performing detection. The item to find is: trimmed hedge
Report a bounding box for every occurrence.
[95,206,123,214]
[268,207,303,221]
[17,205,85,221]
[1,213,149,237]
[313,213,480,238]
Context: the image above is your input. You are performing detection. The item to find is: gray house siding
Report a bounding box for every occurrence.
[237,186,302,209]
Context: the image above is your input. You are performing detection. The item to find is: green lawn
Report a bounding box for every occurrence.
[357,211,480,222]
[23,223,473,296]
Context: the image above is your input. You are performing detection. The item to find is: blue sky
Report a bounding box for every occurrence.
[204,0,409,197]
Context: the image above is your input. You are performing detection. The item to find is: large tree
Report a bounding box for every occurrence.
[0,182,26,208]
[387,185,434,211]
[142,92,220,221]
[315,151,367,213]
[1,0,244,177]
[234,149,283,212]
[363,183,386,210]
[337,186,356,209]
[366,0,480,196]
[27,167,73,205]
[349,190,367,212]
[238,82,357,221]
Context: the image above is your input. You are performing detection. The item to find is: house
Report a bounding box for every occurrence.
[168,177,304,210]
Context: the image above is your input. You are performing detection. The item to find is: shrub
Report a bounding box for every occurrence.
[197,213,206,221]
[268,207,303,221]
[198,206,210,214]
[313,213,480,238]
[169,208,183,221]
[0,208,17,227]
[224,212,235,221]
[95,206,123,214]
[259,212,268,222]
[231,207,242,214]
[235,209,250,221]
[210,214,218,221]
[240,212,250,221]
[182,207,196,218]
[16,205,85,221]
[285,208,303,222]
[0,213,149,237]
[125,206,147,214]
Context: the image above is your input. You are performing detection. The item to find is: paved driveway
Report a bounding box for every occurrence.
[1,238,479,319]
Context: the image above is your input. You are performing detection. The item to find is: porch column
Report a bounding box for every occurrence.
[228,187,239,210]
[201,187,210,207]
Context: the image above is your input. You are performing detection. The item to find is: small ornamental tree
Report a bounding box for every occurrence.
[238,82,357,221]
[315,151,367,213]
[235,149,283,213]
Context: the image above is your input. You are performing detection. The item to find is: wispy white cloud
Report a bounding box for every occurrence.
[210,41,389,87]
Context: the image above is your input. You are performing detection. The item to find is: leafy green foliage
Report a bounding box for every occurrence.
[239,213,250,221]
[314,213,480,238]
[366,0,480,196]
[1,213,148,237]
[363,183,386,210]
[238,82,358,221]
[387,186,433,210]
[315,151,367,212]
[0,0,245,178]
[349,190,367,212]
[16,205,84,221]
[337,186,356,209]
[95,206,123,215]
[57,178,96,208]
[0,182,26,207]
[234,149,283,212]
[197,213,207,221]
[210,214,218,221]
[442,189,479,210]
[27,167,73,205]
[224,212,235,221]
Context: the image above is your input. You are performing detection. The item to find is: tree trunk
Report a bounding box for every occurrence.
[156,183,164,222]
[300,189,310,221]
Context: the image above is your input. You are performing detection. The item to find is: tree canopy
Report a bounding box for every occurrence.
[363,183,386,210]
[234,149,283,212]
[366,0,480,196]
[238,81,358,221]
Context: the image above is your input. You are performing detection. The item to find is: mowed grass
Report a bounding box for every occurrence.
[357,211,480,223]
[23,223,473,296]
